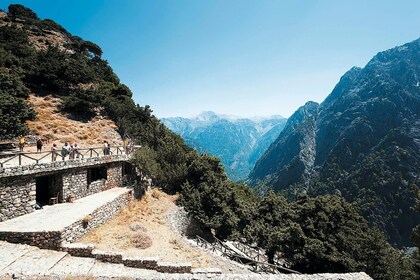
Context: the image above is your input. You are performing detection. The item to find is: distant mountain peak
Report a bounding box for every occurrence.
[196,111,219,121]
[161,113,288,181]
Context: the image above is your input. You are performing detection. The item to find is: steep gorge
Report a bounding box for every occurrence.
[248,39,420,247]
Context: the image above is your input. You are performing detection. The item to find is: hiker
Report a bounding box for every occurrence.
[73,143,80,159]
[69,144,74,159]
[18,135,25,152]
[36,138,43,153]
[51,144,58,161]
[61,142,71,160]
[103,141,110,155]
[124,138,132,154]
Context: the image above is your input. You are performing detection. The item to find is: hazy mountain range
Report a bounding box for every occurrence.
[162,112,287,181]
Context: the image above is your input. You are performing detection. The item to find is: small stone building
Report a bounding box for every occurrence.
[0,156,136,222]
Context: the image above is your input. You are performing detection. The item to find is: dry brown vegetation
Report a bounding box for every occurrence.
[78,189,231,270]
[26,95,123,148]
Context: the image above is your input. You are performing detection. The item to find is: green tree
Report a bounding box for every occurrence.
[133,146,161,182]
[8,4,39,21]
[244,190,294,263]
[0,70,35,139]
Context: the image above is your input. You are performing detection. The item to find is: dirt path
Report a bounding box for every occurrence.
[78,189,250,273]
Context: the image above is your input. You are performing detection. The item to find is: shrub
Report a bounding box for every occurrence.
[131,232,152,249]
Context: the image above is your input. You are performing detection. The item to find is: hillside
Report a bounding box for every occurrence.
[26,94,123,147]
[162,112,287,181]
[248,38,420,247]
[0,5,417,278]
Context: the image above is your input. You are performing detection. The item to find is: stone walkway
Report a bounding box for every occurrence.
[0,241,373,279]
[0,187,130,232]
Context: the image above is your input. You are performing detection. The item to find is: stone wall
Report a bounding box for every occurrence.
[62,169,87,200]
[0,189,131,249]
[105,162,123,189]
[62,168,114,201]
[0,176,35,221]
[60,190,130,244]
[0,230,61,249]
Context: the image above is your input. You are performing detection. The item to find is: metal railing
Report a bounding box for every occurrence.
[0,146,132,168]
[195,235,300,275]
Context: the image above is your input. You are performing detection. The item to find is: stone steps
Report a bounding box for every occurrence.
[62,242,192,273]
[0,241,374,279]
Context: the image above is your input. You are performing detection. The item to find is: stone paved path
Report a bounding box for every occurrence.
[0,187,130,232]
[0,241,373,279]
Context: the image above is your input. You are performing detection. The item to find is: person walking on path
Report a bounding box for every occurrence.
[51,144,58,161]
[36,138,43,153]
[18,135,25,152]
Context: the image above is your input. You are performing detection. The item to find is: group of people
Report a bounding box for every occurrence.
[17,135,122,161]
[51,142,81,161]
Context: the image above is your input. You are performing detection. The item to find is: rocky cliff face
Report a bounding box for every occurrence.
[162,112,287,181]
[248,38,420,247]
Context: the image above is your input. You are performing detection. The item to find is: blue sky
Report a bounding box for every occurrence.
[2,1,420,118]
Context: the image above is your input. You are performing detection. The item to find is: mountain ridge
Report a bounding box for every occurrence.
[162,111,287,181]
[248,38,420,247]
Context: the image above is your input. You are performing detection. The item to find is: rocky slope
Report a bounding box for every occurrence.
[248,38,420,247]
[162,112,287,181]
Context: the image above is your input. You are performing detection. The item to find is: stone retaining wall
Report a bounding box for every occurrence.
[122,256,159,269]
[60,190,130,244]
[0,230,61,249]
[93,250,124,264]
[0,190,131,249]
[0,176,36,221]
[61,243,95,257]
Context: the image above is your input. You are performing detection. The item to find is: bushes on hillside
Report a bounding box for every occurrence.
[0,70,35,139]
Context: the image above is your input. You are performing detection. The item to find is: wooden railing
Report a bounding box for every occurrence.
[232,240,267,263]
[0,146,134,168]
[195,235,301,275]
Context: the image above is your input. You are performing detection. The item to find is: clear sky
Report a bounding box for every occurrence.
[2,1,420,118]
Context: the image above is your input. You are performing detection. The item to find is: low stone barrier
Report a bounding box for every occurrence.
[122,256,160,269]
[92,249,124,264]
[61,242,95,257]
[0,230,61,249]
[156,262,192,274]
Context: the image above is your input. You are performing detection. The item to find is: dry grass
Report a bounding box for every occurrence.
[78,189,215,268]
[25,95,123,149]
